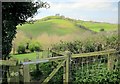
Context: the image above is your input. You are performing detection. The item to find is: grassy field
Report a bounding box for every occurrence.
[17,17,85,37]
[76,20,117,32]
[11,51,51,61]
[17,16,118,36]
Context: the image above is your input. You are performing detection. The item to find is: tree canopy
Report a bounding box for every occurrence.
[2,2,49,83]
[2,1,49,60]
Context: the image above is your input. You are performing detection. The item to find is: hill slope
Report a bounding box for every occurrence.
[17,16,117,37]
[17,16,87,37]
[76,20,117,32]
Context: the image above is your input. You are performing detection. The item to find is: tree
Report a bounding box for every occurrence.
[2,1,49,83]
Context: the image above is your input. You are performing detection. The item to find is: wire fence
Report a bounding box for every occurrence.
[71,53,120,83]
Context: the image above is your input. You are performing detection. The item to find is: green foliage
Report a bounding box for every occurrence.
[2,2,44,59]
[30,62,58,82]
[29,43,34,52]
[17,43,26,54]
[51,34,118,55]
[2,1,49,83]
[16,41,42,53]
[82,41,95,52]
[50,67,63,84]
[48,34,119,83]
[30,68,43,81]
[29,41,42,52]
[51,40,96,54]
[105,34,118,49]
[51,40,83,54]
[29,61,63,84]
[74,64,120,83]
[100,28,105,32]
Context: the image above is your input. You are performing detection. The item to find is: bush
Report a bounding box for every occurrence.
[51,33,118,55]
[29,41,41,52]
[34,43,41,51]
[83,41,95,52]
[100,28,105,32]
[51,40,96,54]
[29,42,34,52]
[17,44,26,54]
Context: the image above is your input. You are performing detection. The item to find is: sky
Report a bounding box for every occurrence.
[32,0,119,24]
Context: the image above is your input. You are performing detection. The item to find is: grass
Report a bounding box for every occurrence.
[77,20,117,32]
[17,16,118,37]
[11,51,51,62]
[17,18,85,37]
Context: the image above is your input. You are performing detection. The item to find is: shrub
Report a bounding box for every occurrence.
[100,28,105,32]
[34,42,41,51]
[29,42,35,52]
[17,44,26,54]
[83,41,95,52]
[29,41,41,52]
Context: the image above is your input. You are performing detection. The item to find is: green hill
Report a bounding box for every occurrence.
[17,16,117,37]
[17,16,87,37]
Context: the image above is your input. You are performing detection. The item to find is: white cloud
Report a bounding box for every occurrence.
[32,0,118,23]
[47,0,117,12]
[64,0,119,2]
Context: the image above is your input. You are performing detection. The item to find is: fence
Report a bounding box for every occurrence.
[0,49,119,84]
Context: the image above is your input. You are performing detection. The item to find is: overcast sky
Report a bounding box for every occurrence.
[32,0,119,24]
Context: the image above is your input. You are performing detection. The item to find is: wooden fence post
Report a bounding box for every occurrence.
[23,59,30,83]
[36,54,40,71]
[19,63,24,84]
[107,53,115,71]
[63,51,71,84]
[63,61,66,83]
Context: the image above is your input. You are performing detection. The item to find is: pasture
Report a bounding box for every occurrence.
[17,16,117,37]
[76,20,117,32]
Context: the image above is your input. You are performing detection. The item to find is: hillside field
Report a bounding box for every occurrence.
[76,20,117,32]
[17,16,118,36]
